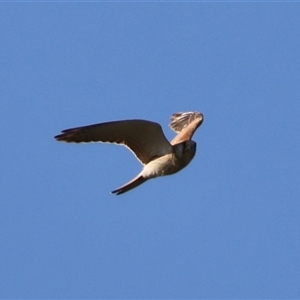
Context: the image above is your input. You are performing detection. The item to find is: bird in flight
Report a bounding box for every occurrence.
[55,111,204,195]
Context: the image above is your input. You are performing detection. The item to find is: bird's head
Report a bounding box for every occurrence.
[174,140,197,169]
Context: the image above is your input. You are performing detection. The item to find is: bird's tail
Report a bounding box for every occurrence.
[111,175,147,195]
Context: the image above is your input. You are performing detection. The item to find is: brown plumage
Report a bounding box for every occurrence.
[55,111,204,195]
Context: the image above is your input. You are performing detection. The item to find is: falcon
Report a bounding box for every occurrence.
[55,111,204,195]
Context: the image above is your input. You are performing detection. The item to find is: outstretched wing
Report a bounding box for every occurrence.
[169,111,204,145]
[55,120,172,165]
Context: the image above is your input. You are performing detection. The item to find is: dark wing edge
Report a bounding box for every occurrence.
[54,120,154,143]
[55,123,106,143]
[54,119,172,165]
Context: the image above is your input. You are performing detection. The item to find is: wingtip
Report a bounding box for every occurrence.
[54,134,64,141]
[169,111,203,133]
[54,134,70,142]
[54,130,81,143]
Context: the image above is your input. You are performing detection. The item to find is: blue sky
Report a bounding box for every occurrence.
[1,3,300,299]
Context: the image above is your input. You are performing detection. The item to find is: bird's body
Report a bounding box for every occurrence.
[55,111,203,195]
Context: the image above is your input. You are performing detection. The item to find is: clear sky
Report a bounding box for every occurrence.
[1,3,300,299]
